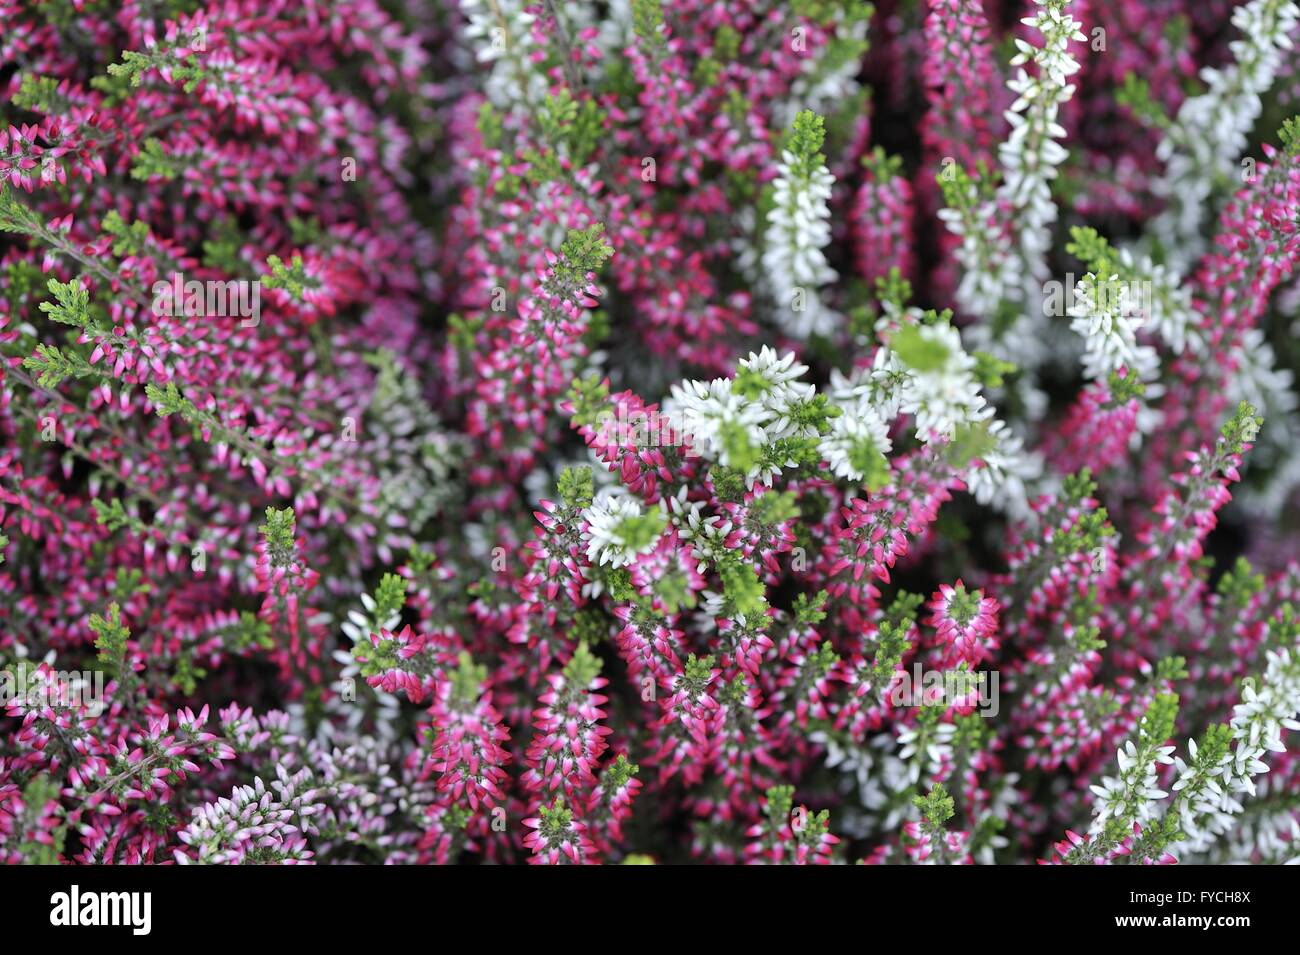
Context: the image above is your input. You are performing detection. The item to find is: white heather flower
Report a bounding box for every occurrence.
[761,380,820,442]
[968,0,1085,365]
[459,0,545,108]
[1167,648,1300,856]
[1227,329,1297,438]
[737,345,809,391]
[820,399,892,482]
[964,419,1041,517]
[1150,0,1300,268]
[1089,738,1175,835]
[829,349,907,422]
[1067,272,1160,383]
[762,115,839,340]
[1115,249,1201,356]
[582,492,665,568]
[666,377,767,469]
[896,322,986,441]
[897,720,957,785]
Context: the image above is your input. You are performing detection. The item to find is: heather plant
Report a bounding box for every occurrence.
[1,0,1299,867]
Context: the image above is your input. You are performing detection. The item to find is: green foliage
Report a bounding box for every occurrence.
[601,753,640,792]
[537,89,606,166]
[101,211,153,258]
[448,313,482,352]
[914,783,956,828]
[750,490,799,525]
[861,146,903,180]
[110,567,151,603]
[449,651,488,709]
[973,351,1016,389]
[1061,467,1097,503]
[783,110,827,183]
[1105,370,1146,405]
[567,375,611,428]
[557,224,614,279]
[12,74,64,113]
[571,607,610,646]
[23,342,93,389]
[562,641,604,690]
[848,434,891,492]
[1216,557,1264,607]
[945,421,997,470]
[1281,116,1300,154]
[764,783,795,822]
[1066,226,1119,278]
[679,653,716,698]
[867,591,921,689]
[1116,73,1172,131]
[38,278,92,328]
[791,0,872,25]
[718,419,760,472]
[373,573,408,622]
[1265,603,1300,650]
[614,509,666,553]
[1219,401,1263,455]
[261,254,315,301]
[606,568,639,603]
[536,796,575,841]
[476,102,504,150]
[1140,693,1180,750]
[258,506,297,567]
[144,381,190,417]
[201,219,247,274]
[631,0,666,49]
[793,590,829,627]
[942,583,982,627]
[90,602,131,678]
[93,498,147,535]
[1155,656,1189,683]
[15,776,66,864]
[717,556,768,621]
[107,39,214,94]
[708,465,747,503]
[130,138,181,181]
[558,466,595,510]
[890,323,949,372]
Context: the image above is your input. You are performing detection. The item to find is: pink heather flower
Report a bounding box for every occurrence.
[2,0,1299,870]
[927,581,1000,668]
[425,653,512,811]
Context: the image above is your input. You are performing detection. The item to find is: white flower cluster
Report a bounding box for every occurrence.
[1168,648,1300,857]
[1113,248,1200,357]
[1088,737,1176,836]
[829,317,1041,512]
[897,319,1040,510]
[951,0,1081,366]
[896,322,986,440]
[1001,0,1085,272]
[667,347,816,487]
[898,719,957,786]
[1067,273,1160,383]
[460,0,546,109]
[582,491,666,568]
[1193,770,1300,864]
[761,150,839,340]
[937,176,1017,325]
[1150,0,1300,269]
[819,406,892,483]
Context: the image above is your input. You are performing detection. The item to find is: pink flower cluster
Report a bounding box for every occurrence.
[2,0,1300,866]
